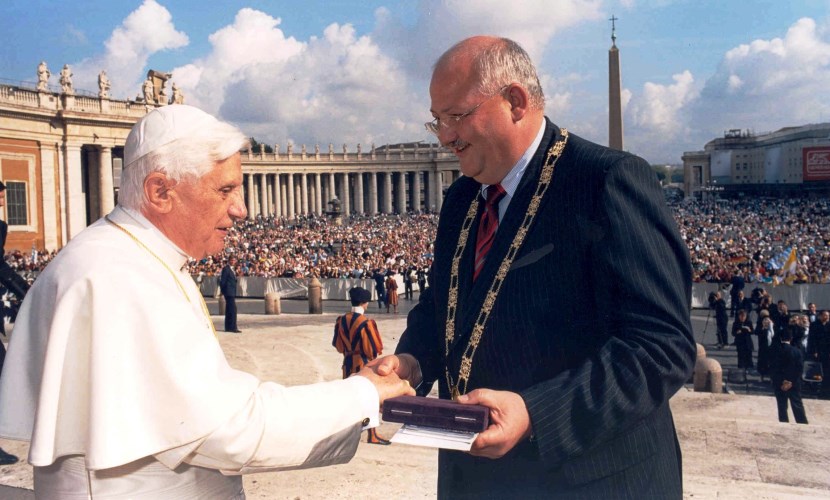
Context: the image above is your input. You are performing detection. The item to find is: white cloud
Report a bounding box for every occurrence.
[629,70,697,133]
[68,0,188,98]
[171,8,304,115]
[691,17,830,136]
[374,0,604,81]
[623,16,830,163]
[174,10,421,148]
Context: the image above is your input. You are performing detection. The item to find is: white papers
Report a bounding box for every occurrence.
[390,424,478,451]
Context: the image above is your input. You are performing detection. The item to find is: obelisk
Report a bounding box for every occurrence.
[608,15,624,151]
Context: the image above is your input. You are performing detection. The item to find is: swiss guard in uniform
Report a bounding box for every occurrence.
[333,287,390,445]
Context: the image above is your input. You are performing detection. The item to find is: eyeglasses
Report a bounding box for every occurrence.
[425,84,510,136]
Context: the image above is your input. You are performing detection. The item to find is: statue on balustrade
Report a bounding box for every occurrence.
[170,82,184,104]
[315,144,320,155]
[59,64,74,95]
[357,143,362,155]
[301,144,307,156]
[142,77,155,104]
[342,144,347,154]
[37,61,51,92]
[98,71,111,99]
[329,143,334,154]
[287,143,293,155]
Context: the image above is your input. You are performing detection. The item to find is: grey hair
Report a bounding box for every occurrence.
[439,37,546,111]
[119,119,250,211]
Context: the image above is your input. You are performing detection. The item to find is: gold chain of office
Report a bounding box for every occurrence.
[444,129,569,401]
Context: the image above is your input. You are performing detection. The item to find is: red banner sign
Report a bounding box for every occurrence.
[804,147,830,181]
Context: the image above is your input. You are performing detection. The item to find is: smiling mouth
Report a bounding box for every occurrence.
[448,139,470,154]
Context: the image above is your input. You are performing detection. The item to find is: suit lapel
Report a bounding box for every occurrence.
[449,120,560,353]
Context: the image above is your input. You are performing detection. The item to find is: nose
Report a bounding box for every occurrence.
[229,190,247,221]
[438,125,458,148]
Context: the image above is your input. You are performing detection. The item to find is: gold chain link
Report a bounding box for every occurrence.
[444,129,569,400]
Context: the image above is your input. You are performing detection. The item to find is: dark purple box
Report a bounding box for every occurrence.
[382,396,490,433]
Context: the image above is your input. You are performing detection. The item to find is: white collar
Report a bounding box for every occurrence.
[481,116,546,200]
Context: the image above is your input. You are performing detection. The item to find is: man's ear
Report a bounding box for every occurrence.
[506,84,530,122]
[143,172,176,215]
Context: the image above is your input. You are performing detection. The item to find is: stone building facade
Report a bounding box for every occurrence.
[682,123,830,199]
[0,74,459,252]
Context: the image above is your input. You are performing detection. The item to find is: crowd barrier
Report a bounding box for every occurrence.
[691,282,830,311]
[198,275,414,301]
[198,276,829,311]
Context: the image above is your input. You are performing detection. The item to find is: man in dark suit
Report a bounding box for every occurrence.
[0,180,29,465]
[219,256,240,333]
[770,328,808,424]
[372,36,695,498]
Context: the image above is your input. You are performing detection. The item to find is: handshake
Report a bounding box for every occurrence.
[353,354,422,403]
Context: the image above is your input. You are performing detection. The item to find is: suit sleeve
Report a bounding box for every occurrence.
[521,155,696,467]
[396,277,442,393]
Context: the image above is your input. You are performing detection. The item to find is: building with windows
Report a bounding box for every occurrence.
[0,73,460,253]
[682,123,830,199]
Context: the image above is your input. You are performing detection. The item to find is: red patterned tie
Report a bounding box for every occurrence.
[474,183,506,281]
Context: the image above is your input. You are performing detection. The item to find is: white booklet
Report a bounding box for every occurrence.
[390,424,479,451]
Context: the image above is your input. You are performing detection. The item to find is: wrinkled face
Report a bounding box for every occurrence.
[165,153,247,259]
[429,65,514,185]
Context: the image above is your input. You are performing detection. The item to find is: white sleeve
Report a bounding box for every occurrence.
[155,376,379,474]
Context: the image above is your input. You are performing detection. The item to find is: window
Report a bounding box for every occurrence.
[5,181,28,226]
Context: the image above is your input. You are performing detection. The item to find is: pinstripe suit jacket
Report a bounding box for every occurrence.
[397,119,695,499]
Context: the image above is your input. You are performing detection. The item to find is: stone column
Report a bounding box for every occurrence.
[259,173,268,217]
[342,173,351,216]
[98,146,115,217]
[280,175,288,217]
[396,171,407,214]
[286,173,295,218]
[301,173,309,215]
[424,170,435,211]
[434,171,444,212]
[412,170,421,213]
[64,144,86,238]
[273,174,282,218]
[246,173,255,218]
[368,172,378,215]
[39,143,60,250]
[354,173,364,214]
[328,173,336,204]
[383,172,393,214]
[314,173,323,215]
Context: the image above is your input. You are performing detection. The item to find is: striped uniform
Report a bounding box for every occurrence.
[332,312,383,378]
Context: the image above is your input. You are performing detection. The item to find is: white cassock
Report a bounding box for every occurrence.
[0,206,378,499]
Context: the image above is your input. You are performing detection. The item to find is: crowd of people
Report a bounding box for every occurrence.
[672,197,830,284]
[187,212,437,280]
[5,195,830,285]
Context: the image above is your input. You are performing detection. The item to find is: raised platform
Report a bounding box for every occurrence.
[2,306,829,498]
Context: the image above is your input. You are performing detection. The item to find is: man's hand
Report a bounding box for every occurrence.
[354,365,415,403]
[366,354,423,387]
[781,380,793,392]
[459,389,532,459]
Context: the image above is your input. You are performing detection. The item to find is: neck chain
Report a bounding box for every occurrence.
[444,129,568,400]
[105,215,217,338]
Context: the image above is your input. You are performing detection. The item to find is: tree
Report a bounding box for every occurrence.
[249,137,273,154]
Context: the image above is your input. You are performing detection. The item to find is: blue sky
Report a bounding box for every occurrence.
[2,0,829,164]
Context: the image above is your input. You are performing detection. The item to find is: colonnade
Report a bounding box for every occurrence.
[242,168,462,218]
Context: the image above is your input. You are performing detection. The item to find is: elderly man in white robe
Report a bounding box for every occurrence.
[0,105,413,498]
